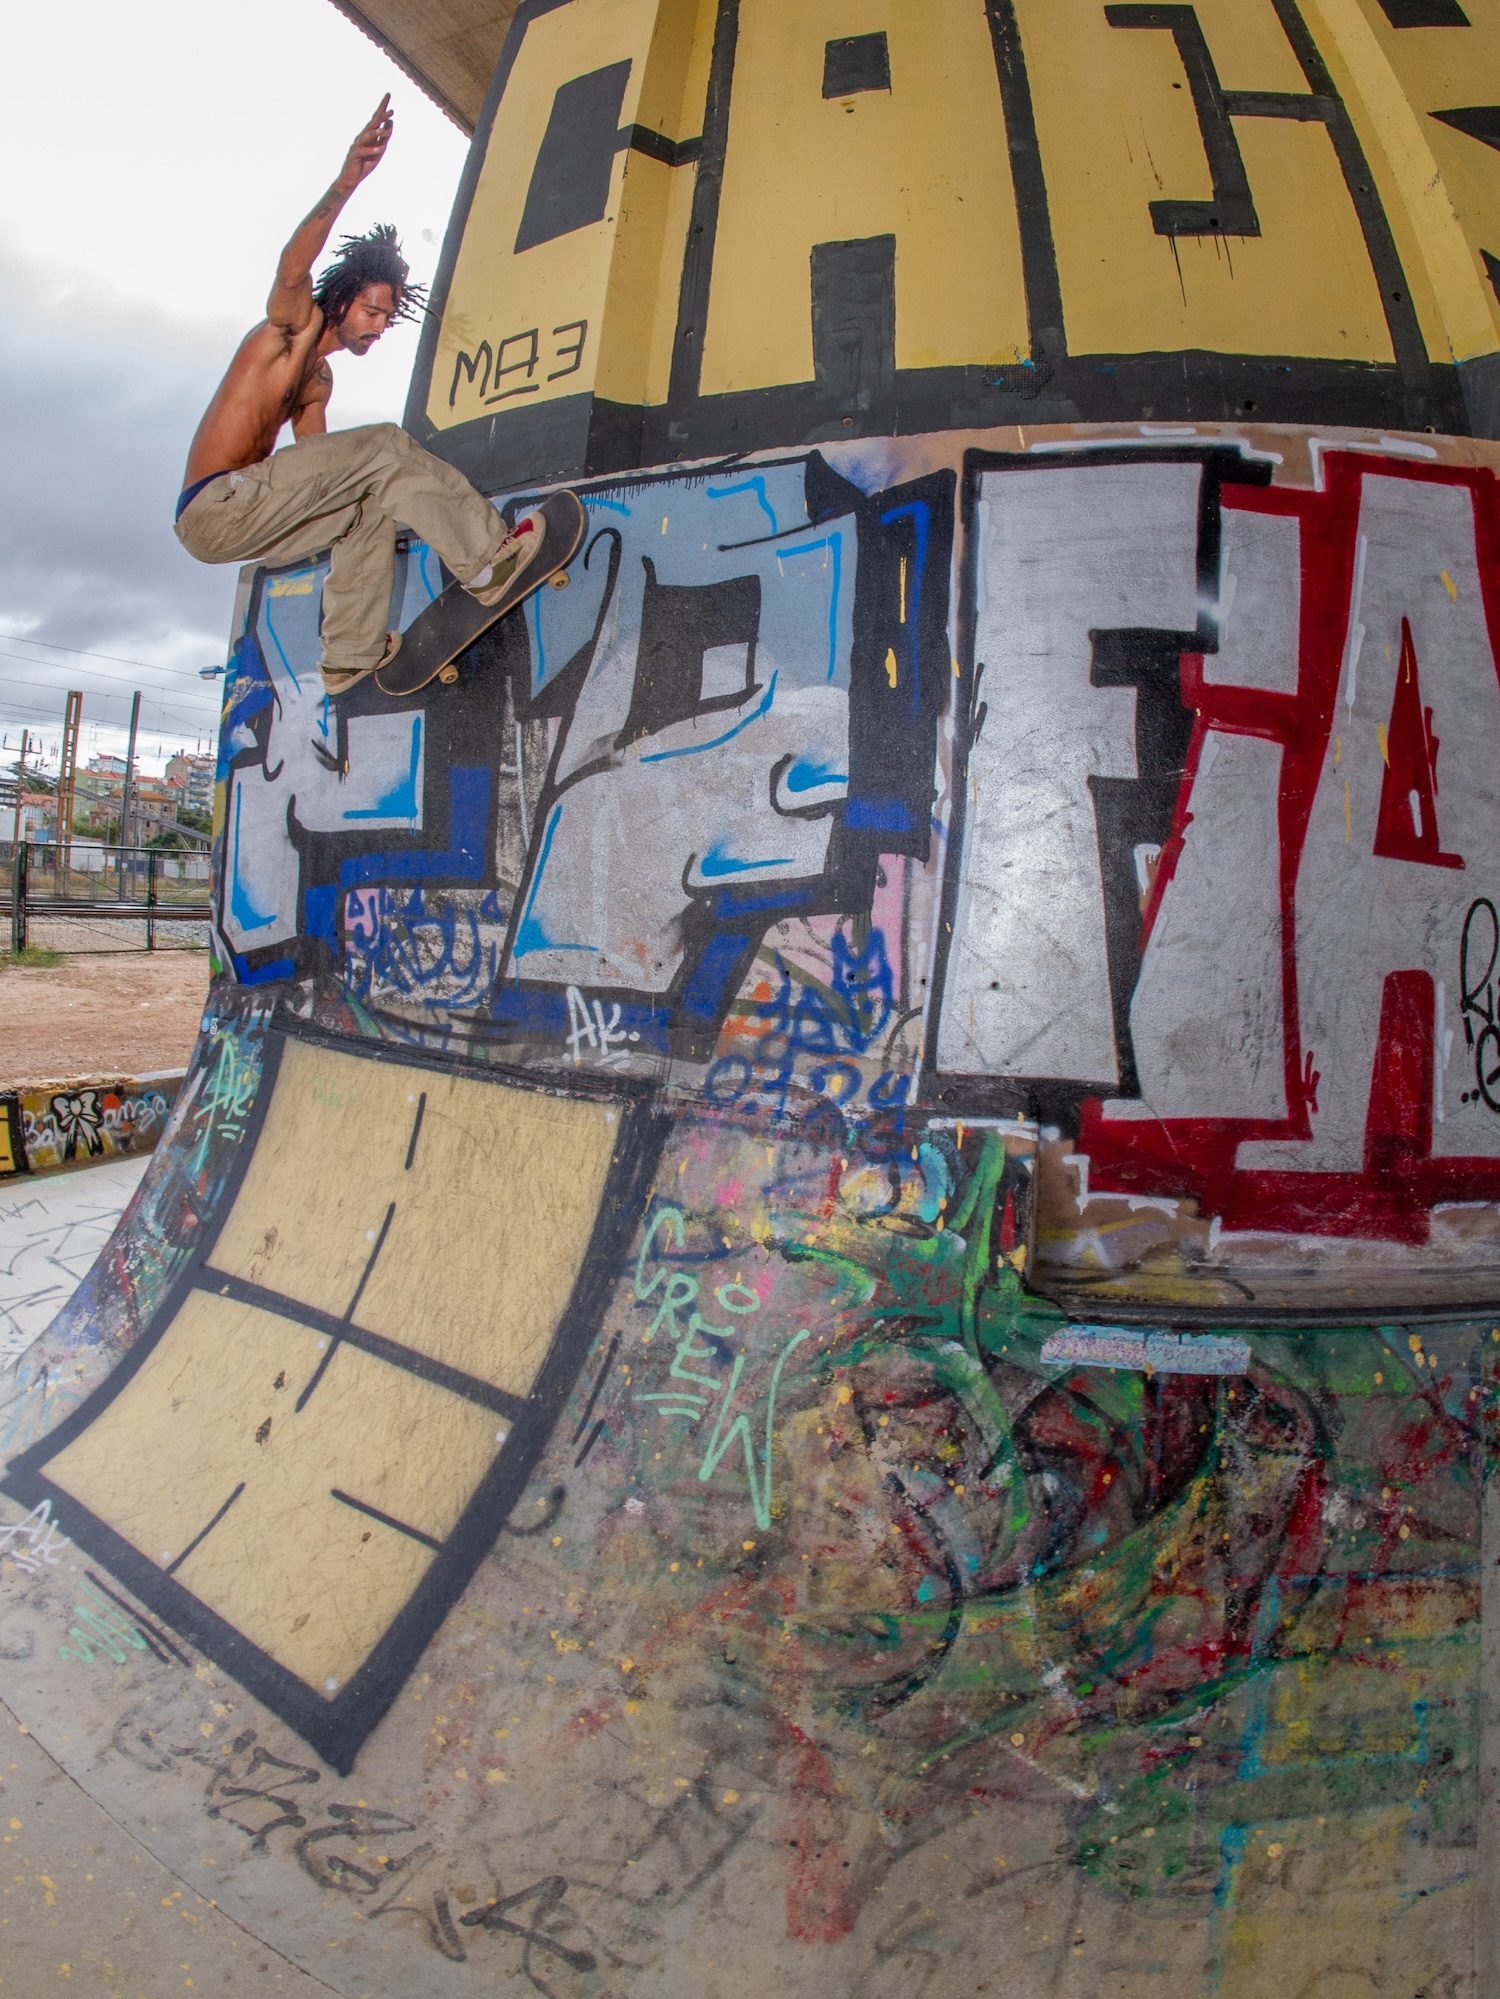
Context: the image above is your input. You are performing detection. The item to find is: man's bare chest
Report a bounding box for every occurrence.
[266,348,325,416]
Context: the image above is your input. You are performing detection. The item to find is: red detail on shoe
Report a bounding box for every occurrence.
[1373,617,1464,869]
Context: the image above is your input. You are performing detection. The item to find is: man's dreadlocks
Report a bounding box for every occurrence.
[312,224,427,327]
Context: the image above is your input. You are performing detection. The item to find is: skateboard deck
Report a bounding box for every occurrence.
[375,490,586,697]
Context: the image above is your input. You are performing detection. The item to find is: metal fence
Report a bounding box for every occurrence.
[2,841,212,954]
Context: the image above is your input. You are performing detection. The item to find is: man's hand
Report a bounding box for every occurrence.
[334,96,393,197]
[267,96,395,336]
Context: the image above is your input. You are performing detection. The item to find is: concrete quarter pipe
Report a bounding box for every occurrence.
[3,0,1499,1990]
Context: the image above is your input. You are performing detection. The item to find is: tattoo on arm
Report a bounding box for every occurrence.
[271,183,350,322]
[295,361,333,411]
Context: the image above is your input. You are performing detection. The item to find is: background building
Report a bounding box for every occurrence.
[164,752,214,821]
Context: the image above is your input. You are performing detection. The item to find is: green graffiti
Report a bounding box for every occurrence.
[698,1326,812,1532]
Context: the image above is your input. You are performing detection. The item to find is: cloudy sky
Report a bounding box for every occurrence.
[0,0,467,778]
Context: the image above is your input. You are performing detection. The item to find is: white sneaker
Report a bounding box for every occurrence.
[465,513,546,607]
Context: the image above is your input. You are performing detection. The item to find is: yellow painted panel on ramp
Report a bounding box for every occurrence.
[208,1036,618,1398]
[45,1290,506,1690]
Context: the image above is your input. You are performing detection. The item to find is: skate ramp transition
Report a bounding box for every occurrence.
[3,1,1499,1992]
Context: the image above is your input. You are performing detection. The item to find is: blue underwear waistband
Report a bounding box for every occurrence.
[175,470,233,522]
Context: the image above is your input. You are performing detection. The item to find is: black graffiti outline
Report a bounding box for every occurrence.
[459,1875,599,1978]
[927,442,1271,1122]
[1459,896,1500,1111]
[1105,6,1260,238]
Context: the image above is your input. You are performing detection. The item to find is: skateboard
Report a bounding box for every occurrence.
[375,489,586,697]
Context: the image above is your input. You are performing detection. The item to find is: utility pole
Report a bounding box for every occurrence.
[121,689,141,854]
[10,730,28,849]
[56,690,82,869]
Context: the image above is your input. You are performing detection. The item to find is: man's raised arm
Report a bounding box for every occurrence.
[266,96,394,337]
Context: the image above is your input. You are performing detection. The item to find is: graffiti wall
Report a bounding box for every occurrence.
[206,422,1500,1312]
[0,1072,185,1180]
[1,416,1493,1992]
[406,0,1500,485]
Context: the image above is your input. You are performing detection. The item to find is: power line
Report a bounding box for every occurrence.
[0,683,217,731]
[0,655,222,709]
[0,661,220,702]
[0,632,226,682]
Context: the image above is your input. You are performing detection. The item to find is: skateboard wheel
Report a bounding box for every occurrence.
[550,571,570,589]
[439,665,460,685]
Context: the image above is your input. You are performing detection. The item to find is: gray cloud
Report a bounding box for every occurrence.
[0,251,247,751]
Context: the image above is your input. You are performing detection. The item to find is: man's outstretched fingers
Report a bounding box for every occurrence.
[342,96,393,187]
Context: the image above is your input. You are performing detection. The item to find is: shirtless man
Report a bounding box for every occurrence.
[175,97,543,695]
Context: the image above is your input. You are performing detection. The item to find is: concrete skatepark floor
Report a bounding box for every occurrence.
[0,955,209,1091]
[0,1162,327,1995]
[0,1159,150,1362]
[0,1703,327,1997]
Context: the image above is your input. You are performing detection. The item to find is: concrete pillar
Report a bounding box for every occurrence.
[3,2,1498,1990]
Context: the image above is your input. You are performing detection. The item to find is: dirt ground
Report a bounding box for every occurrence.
[0,951,211,1089]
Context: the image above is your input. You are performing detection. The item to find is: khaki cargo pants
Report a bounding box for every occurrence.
[174,424,506,675]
